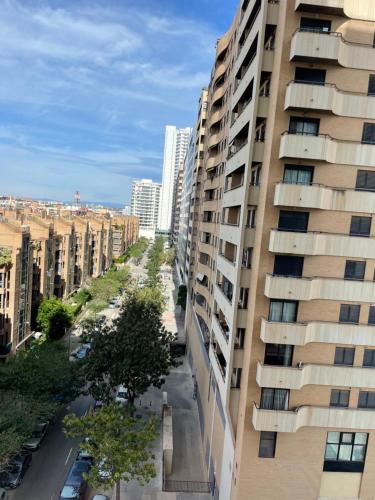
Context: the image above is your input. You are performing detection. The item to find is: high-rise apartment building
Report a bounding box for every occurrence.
[176,90,208,284]
[171,165,184,249]
[131,179,161,237]
[184,1,375,499]
[158,126,192,232]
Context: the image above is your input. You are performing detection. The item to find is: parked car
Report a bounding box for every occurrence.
[115,385,129,405]
[0,452,31,489]
[23,422,48,451]
[77,439,93,462]
[93,400,103,412]
[59,459,91,500]
[98,458,112,481]
[92,495,108,500]
[0,487,8,499]
[74,347,88,360]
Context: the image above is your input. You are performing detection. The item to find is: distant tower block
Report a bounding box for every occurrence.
[75,191,81,206]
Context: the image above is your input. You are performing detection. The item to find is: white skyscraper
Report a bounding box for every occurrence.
[131,179,161,238]
[158,125,192,231]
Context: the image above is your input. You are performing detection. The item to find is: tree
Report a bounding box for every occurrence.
[37,296,72,340]
[82,292,178,406]
[164,248,176,267]
[0,341,82,403]
[64,403,157,488]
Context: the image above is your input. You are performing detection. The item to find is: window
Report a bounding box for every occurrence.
[264,344,293,366]
[362,123,375,144]
[238,287,249,309]
[356,170,375,192]
[260,388,289,410]
[283,165,313,185]
[295,67,326,85]
[300,17,331,33]
[334,347,355,366]
[269,300,298,322]
[242,247,252,268]
[368,306,375,325]
[368,75,375,96]
[289,117,320,136]
[350,216,371,236]
[339,304,360,324]
[324,432,368,472]
[278,210,309,232]
[231,368,242,389]
[274,255,304,277]
[259,432,277,458]
[344,260,365,280]
[250,164,262,185]
[234,328,245,349]
[363,349,375,367]
[358,391,375,408]
[246,207,256,228]
[330,390,350,408]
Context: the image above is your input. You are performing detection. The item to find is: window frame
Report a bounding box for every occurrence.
[268,299,298,323]
[363,348,375,368]
[324,432,368,472]
[283,164,314,185]
[330,389,350,408]
[344,260,365,281]
[350,216,371,237]
[362,123,375,145]
[334,347,355,366]
[278,210,309,233]
[258,431,277,458]
[339,304,360,324]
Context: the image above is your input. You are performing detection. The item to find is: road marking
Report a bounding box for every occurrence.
[65,447,73,465]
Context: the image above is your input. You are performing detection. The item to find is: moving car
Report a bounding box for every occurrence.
[0,452,32,489]
[115,385,129,405]
[59,459,91,500]
[23,422,48,451]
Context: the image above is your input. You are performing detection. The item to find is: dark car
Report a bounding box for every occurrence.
[59,459,91,500]
[0,451,32,488]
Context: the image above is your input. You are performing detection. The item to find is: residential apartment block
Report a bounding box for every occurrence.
[112,216,139,258]
[159,126,192,232]
[0,210,138,359]
[184,1,375,499]
[131,179,161,238]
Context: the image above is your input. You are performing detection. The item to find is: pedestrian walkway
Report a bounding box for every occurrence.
[118,265,211,500]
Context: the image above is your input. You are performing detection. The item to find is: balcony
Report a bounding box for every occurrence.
[209,344,227,402]
[274,182,375,213]
[279,133,375,167]
[295,0,375,19]
[256,361,375,390]
[269,229,375,259]
[252,402,375,433]
[261,317,375,347]
[290,29,375,71]
[265,274,375,303]
[285,81,375,120]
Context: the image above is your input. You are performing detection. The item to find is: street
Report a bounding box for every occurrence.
[7,254,147,500]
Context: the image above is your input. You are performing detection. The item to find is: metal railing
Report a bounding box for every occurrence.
[163,479,212,493]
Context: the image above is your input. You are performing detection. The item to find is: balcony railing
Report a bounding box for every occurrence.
[213,314,230,342]
[227,140,248,160]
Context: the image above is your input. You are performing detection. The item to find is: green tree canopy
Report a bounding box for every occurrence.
[64,403,157,488]
[37,296,72,340]
[81,291,177,405]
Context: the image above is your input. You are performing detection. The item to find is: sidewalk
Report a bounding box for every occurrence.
[118,265,211,500]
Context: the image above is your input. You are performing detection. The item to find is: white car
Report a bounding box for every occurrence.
[92,496,108,500]
[115,385,129,405]
[23,422,48,451]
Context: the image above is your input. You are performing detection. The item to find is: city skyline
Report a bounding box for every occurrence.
[0,0,238,205]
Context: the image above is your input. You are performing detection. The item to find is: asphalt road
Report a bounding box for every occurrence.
[8,394,92,500]
[7,255,146,500]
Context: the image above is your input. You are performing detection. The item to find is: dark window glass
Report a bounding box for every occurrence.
[363,349,375,367]
[295,67,326,85]
[356,170,375,192]
[368,75,375,96]
[358,391,375,408]
[289,117,320,136]
[362,123,375,144]
[260,388,289,410]
[339,304,360,324]
[301,17,331,33]
[264,344,294,366]
[350,216,371,236]
[278,210,309,232]
[324,432,368,472]
[368,306,375,325]
[344,260,365,280]
[273,255,304,277]
[283,165,314,185]
[269,300,298,322]
[334,347,355,366]
[259,431,277,458]
[330,390,350,408]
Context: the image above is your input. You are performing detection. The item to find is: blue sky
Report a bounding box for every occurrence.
[0,0,237,206]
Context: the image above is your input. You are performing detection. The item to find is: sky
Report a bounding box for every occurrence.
[0,0,237,206]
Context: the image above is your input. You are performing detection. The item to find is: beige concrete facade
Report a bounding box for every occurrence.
[184,1,375,499]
